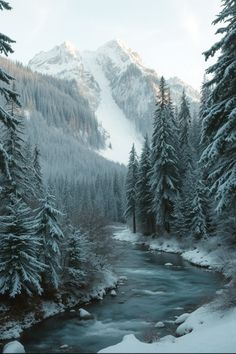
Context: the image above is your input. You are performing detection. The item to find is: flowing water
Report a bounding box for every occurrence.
[21,228,224,353]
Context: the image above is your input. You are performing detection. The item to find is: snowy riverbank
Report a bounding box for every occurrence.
[0,270,118,341]
[99,304,236,353]
[98,226,236,353]
[113,227,234,277]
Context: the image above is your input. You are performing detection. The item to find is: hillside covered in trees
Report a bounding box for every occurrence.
[0,0,235,352]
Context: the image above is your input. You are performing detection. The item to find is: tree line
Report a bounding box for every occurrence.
[125,0,235,247]
[0,1,123,301]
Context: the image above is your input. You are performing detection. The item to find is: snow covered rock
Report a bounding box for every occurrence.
[79,308,93,320]
[60,344,69,349]
[155,321,165,328]
[175,313,190,325]
[3,341,25,353]
[110,290,117,297]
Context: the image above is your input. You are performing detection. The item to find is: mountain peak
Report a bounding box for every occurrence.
[60,41,78,57]
[96,38,144,69]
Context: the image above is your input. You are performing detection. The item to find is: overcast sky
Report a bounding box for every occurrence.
[1,0,222,90]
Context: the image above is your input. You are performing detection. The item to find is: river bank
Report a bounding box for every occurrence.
[99,227,236,353]
[1,226,227,353]
[113,226,233,278]
[18,226,224,353]
[0,269,118,342]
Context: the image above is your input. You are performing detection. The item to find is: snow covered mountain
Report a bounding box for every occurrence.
[29,39,200,164]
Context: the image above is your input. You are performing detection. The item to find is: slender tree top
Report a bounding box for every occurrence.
[157,76,168,109]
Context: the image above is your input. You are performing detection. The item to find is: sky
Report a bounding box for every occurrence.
[1,0,222,90]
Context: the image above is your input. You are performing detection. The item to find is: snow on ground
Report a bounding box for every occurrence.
[82,52,143,164]
[2,341,25,353]
[99,304,236,353]
[0,270,118,341]
[99,226,236,353]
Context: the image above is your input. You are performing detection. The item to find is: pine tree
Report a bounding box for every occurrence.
[178,90,192,176]
[0,0,18,127]
[0,1,18,194]
[190,176,208,240]
[33,145,44,199]
[125,144,139,233]
[2,100,27,196]
[201,0,236,218]
[63,229,87,290]
[136,135,154,235]
[0,195,45,297]
[149,77,179,234]
[199,75,212,122]
[36,193,64,290]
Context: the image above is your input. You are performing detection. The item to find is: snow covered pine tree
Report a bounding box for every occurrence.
[149,77,179,235]
[201,0,236,240]
[125,144,139,233]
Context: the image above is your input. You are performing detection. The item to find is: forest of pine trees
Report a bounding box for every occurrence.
[0,1,124,301]
[125,0,235,248]
[0,0,235,311]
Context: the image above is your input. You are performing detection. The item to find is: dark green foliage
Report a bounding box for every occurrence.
[149,77,179,234]
[0,196,45,297]
[136,135,154,235]
[125,144,139,233]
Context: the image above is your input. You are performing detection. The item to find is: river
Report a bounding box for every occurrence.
[21,228,224,353]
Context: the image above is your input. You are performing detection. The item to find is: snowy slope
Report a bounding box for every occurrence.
[29,41,100,111]
[99,305,236,353]
[29,39,200,164]
[81,51,143,163]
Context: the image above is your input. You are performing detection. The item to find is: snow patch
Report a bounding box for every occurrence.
[99,305,236,353]
[175,313,190,325]
[155,321,165,328]
[82,51,143,164]
[3,341,25,353]
[110,289,117,297]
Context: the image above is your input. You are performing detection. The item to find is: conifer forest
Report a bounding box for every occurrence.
[0,1,235,353]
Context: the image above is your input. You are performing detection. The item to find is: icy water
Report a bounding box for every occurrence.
[22,228,224,353]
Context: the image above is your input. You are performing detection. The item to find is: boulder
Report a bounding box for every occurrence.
[155,321,165,328]
[119,276,128,282]
[60,344,69,349]
[79,308,93,320]
[110,290,117,297]
[3,341,25,353]
[175,313,190,325]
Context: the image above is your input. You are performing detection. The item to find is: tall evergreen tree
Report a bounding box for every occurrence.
[36,193,64,290]
[33,145,44,199]
[0,1,18,126]
[201,0,236,218]
[149,77,179,234]
[191,177,208,240]
[125,144,139,233]
[136,135,154,235]
[178,90,192,175]
[0,1,18,194]
[199,75,212,122]
[0,195,45,297]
